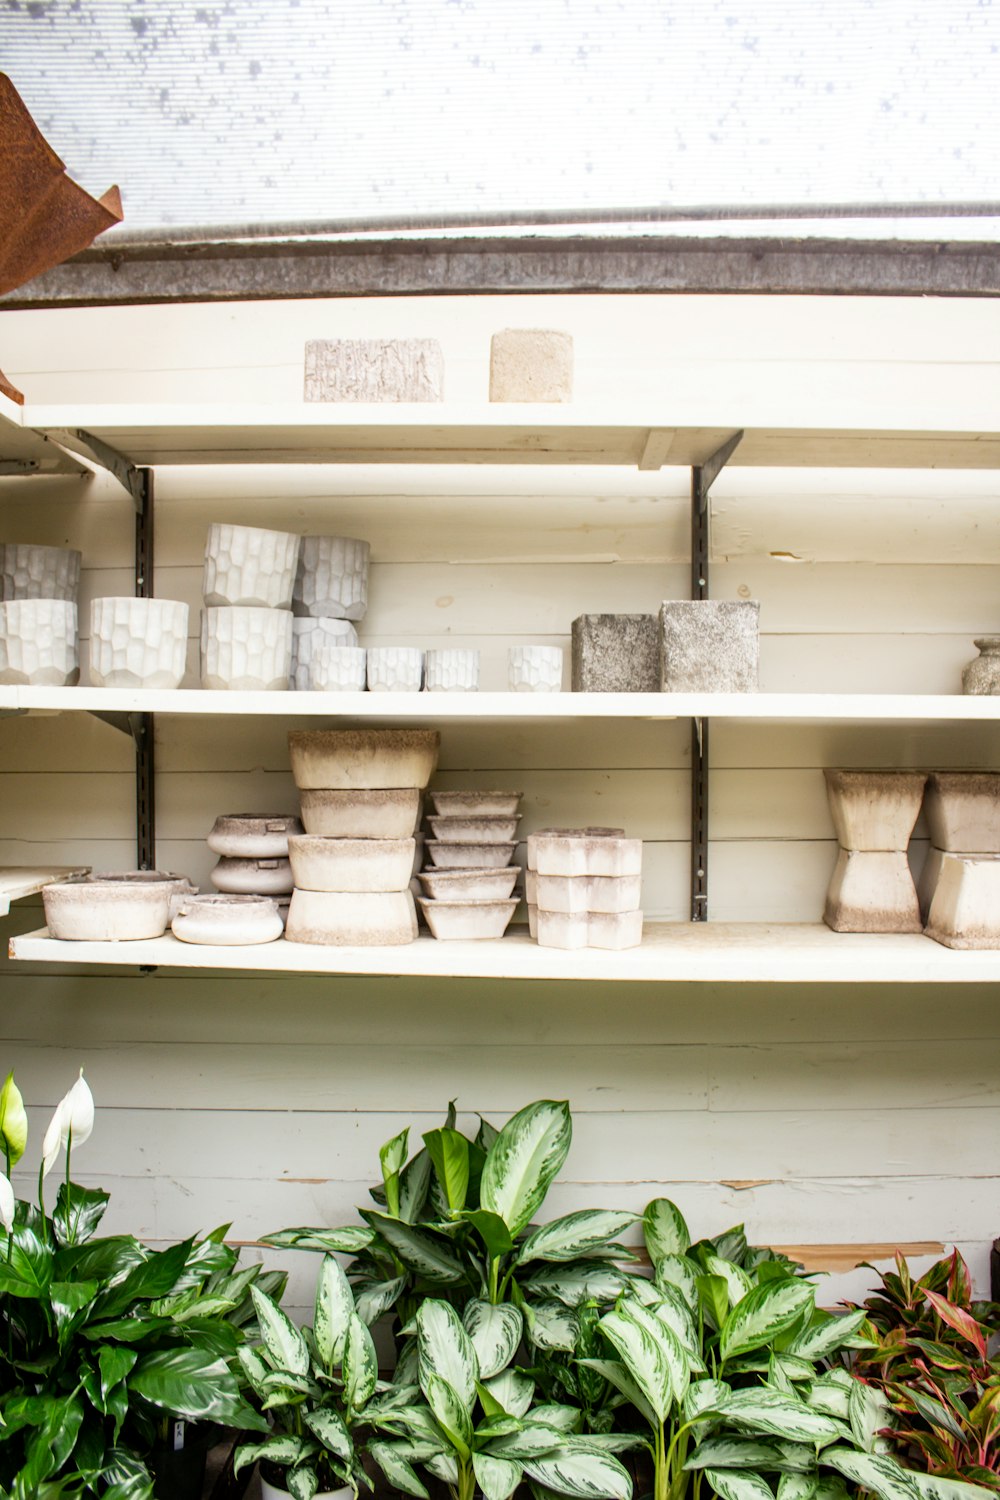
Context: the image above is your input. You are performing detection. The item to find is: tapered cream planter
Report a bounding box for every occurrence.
[292,534,370,620]
[89,597,189,689]
[426,814,521,843]
[203,523,300,609]
[424,840,518,869]
[171,894,284,945]
[284,888,418,945]
[298,788,421,839]
[418,897,519,940]
[923,772,1000,852]
[824,849,922,933]
[418,866,519,901]
[290,617,359,689]
[429,790,521,817]
[823,769,927,851]
[287,836,415,893]
[201,607,293,691]
[925,855,1000,948]
[42,879,171,941]
[207,815,303,858]
[0,543,81,602]
[288,728,440,790]
[0,599,79,685]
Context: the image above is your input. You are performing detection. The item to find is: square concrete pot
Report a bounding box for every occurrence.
[824,768,927,851]
[823,848,922,933]
[659,600,759,693]
[89,597,189,689]
[571,614,659,692]
[923,772,1000,853]
[925,854,1000,949]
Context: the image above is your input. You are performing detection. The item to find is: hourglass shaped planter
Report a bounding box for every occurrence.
[823,769,927,933]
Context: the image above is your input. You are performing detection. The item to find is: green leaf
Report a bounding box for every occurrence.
[908,1475,1000,1500]
[720,1279,815,1362]
[252,1284,310,1376]
[705,1253,753,1309]
[486,1427,566,1459]
[380,1127,410,1218]
[484,1368,535,1418]
[622,1298,692,1403]
[130,1347,265,1426]
[463,1299,523,1379]
[822,1449,918,1500]
[480,1099,572,1236]
[0,1069,27,1165]
[100,1344,138,1401]
[517,1210,639,1266]
[848,1378,895,1452]
[314,1253,355,1368]
[704,1470,775,1500]
[643,1199,690,1262]
[288,1463,321,1500]
[685,1438,790,1470]
[647,1284,700,1357]
[344,1312,378,1408]
[0,1223,52,1297]
[52,1182,110,1248]
[363,1210,468,1285]
[399,1147,433,1224]
[424,1127,471,1214]
[785,1310,868,1362]
[418,1299,477,1409]
[578,1358,658,1430]
[234,1435,313,1477]
[720,1390,845,1445]
[654,1253,700,1309]
[261,1224,376,1254]
[924,1289,987,1358]
[474,1452,523,1500]
[682,1378,730,1423]
[597,1305,672,1423]
[425,1372,473,1458]
[697,1273,730,1330]
[369,1440,432,1499]
[778,1478,818,1500]
[460,1208,515,1261]
[528,1300,579,1352]
[49,1277,100,1339]
[304,1407,353,1461]
[524,1446,633,1500]
[527,1262,630,1308]
[355,1275,406,1326]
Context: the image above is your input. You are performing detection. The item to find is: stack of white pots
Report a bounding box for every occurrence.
[922,772,1000,948]
[204,813,303,925]
[290,535,369,690]
[526,827,644,950]
[417,790,522,939]
[284,728,439,945]
[0,543,81,685]
[823,769,926,932]
[201,523,300,690]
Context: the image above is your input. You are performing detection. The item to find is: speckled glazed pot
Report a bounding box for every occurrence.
[0,599,79,685]
[298,788,421,839]
[206,814,303,858]
[288,728,440,790]
[203,523,300,609]
[201,607,293,691]
[0,543,80,602]
[284,888,418,946]
[89,597,189,689]
[42,878,171,941]
[287,836,415,893]
[292,534,370,621]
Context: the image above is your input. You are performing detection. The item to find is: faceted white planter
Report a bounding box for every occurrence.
[203,523,300,609]
[201,607,293,691]
[89,597,189,689]
[508,645,563,692]
[290,617,359,689]
[0,542,81,602]
[925,854,1000,949]
[310,646,368,692]
[287,836,415,893]
[207,814,303,858]
[288,728,440,790]
[823,769,927,851]
[172,893,284,946]
[367,646,423,692]
[823,849,922,933]
[424,648,480,692]
[298,788,421,839]
[0,599,79,685]
[292,535,370,620]
[284,888,418,945]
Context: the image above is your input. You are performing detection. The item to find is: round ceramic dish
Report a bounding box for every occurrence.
[284,888,418,946]
[298,787,421,839]
[418,897,519,941]
[428,790,521,817]
[210,857,294,894]
[43,879,171,941]
[417,866,519,901]
[288,728,440,790]
[425,814,521,843]
[424,840,518,869]
[287,836,415,893]
[171,894,284,946]
[206,814,303,858]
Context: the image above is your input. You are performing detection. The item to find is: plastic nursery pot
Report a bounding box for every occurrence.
[149,1421,219,1500]
[260,1470,354,1500]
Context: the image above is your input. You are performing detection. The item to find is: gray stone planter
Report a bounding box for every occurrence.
[571,615,659,692]
[659,601,759,692]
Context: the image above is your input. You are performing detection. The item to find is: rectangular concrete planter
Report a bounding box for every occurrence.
[659,600,759,693]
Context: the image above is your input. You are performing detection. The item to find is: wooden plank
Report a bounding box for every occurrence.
[0,866,90,915]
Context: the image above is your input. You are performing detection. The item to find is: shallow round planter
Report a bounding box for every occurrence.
[43,878,171,941]
[419,897,518,940]
[288,836,415,892]
[823,768,927,851]
[0,599,79,685]
[288,728,440,790]
[84,869,196,921]
[201,606,293,691]
[89,596,189,689]
[172,893,284,945]
[429,789,521,817]
[426,814,521,843]
[290,617,360,689]
[418,866,519,901]
[299,787,421,839]
[210,856,294,895]
[366,646,423,692]
[424,839,518,869]
[292,534,370,620]
[0,542,81,602]
[203,523,300,609]
[285,888,417,946]
[206,814,303,858]
[424,647,480,692]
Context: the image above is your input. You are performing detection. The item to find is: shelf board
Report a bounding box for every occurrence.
[0,393,83,475]
[8,921,998,982]
[18,402,1000,470]
[0,866,90,917]
[3,686,1000,725]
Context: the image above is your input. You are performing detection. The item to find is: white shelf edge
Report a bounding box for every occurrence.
[0,866,90,917]
[8,922,998,983]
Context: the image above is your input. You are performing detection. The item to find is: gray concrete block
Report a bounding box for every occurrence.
[304,339,444,402]
[571,614,659,692]
[659,600,760,692]
[489,328,573,402]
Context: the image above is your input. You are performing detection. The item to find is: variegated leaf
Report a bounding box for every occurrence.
[704,1469,776,1500]
[480,1099,572,1236]
[524,1446,632,1500]
[425,1372,473,1459]
[485,1426,566,1460]
[233,1436,311,1476]
[398,1147,433,1224]
[597,1305,672,1423]
[654,1253,700,1309]
[261,1225,375,1254]
[474,1452,523,1500]
[484,1368,535,1418]
[848,1377,894,1453]
[528,1300,579,1352]
[704,1254,753,1309]
[578,1359,658,1431]
[380,1127,410,1217]
[648,1284,700,1356]
[785,1310,868,1362]
[368,1440,431,1499]
[643,1199,690,1263]
[314,1254,355,1369]
[251,1285,309,1376]
[720,1390,845,1445]
[238,1344,270,1397]
[344,1312,378,1409]
[463,1299,523,1379]
[683,1378,731,1423]
[355,1275,406,1327]
[778,1477,818,1500]
[907,1476,1000,1500]
[815,1481,852,1500]
[423,1127,471,1214]
[719,1279,815,1362]
[771,1354,815,1384]
[516,1209,638,1266]
[426,1452,460,1485]
[532,1405,584,1433]
[418,1299,477,1411]
[822,1449,918,1500]
[527,1263,630,1308]
[807,1381,850,1420]
[304,1408,352,1461]
[620,1298,691,1405]
[363,1211,467,1285]
[685,1438,789,1470]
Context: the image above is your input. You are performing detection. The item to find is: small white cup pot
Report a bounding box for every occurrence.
[0,542,81,602]
[366,646,423,692]
[424,647,480,692]
[202,523,300,609]
[292,534,371,620]
[0,599,79,685]
[508,644,563,692]
[290,616,359,689]
[309,645,368,691]
[201,606,293,691]
[89,597,190,689]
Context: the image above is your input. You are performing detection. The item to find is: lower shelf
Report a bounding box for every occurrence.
[8,922,999,982]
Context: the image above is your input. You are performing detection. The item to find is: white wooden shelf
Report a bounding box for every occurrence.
[4,686,1000,725]
[0,391,82,475]
[17,401,1000,470]
[8,921,997,982]
[0,866,90,917]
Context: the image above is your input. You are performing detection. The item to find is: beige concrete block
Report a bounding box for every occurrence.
[489,328,573,402]
[304,339,444,402]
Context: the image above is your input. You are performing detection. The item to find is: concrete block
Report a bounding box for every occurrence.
[659,600,760,693]
[489,328,573,402]
[571,613,659,692]
[304,339,444,402]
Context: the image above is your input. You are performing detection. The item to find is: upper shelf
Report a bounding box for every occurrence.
[15,403,1000,470]
[0,866,90,916]
[0,392,83,475]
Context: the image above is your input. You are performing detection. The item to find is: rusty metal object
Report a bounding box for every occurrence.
[0,71,122,401]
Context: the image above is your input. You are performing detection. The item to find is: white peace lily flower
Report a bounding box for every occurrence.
[0,1172,14,1232]
[41,1070,94,1178]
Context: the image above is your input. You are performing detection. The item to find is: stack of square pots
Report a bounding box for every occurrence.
[922,772,1000,948]
[201,523,300,690]
[526,827,644,950]
[417,790,522,939]
[823,769,927,932]
[0,542,81,686]
[284,728,439,945]
[290,535,369,690]
[205,813,303,924]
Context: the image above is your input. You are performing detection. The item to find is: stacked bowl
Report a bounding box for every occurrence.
[526,827,644,950]
[199,812,304,938]
[201,523,300,690]
[285,728,439,945]
[0,542,81,685]
[418,790,522,940]
[291,535,369,690]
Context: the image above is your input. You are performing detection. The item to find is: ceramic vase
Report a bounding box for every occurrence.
[0,599,79,685]
[0,542,81,602]
[962,637,1000,695]
[89,597,189,689]
[201,606,293,691]
[202,523,300,609]
[290,616,359,689]
[508,644,563,692]
[366,646,423,692]
[292,534,370,620]
[424,648,480,692]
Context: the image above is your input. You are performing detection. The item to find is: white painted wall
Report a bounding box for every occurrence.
[2,292,999,1313]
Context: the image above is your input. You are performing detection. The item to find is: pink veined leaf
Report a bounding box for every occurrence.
[924,1289,987,1358]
